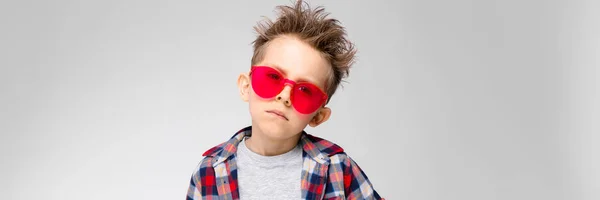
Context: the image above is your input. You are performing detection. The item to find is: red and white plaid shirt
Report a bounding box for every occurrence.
[186,126,384,200]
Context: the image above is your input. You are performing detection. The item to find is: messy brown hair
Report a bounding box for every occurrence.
[251,0,356,104]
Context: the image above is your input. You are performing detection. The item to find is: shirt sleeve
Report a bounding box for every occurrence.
[342,154,385,200]
[186,163,203,200]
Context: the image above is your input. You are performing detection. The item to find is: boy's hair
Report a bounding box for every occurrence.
[251,0,356,104]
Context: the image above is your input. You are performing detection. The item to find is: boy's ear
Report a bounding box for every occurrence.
[308,107,331,127]
[238,73,250,102]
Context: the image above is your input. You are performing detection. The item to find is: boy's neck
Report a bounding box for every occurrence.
[244,128,302,156]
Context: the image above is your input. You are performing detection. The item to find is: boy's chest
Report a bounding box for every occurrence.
[208,157,331,200]
[236,152,303,199]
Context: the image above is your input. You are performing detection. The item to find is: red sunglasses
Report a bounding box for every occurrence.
[250,66,328,114]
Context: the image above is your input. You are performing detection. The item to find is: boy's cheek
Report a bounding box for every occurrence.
[249,91,271,102]
[295,112,314,122]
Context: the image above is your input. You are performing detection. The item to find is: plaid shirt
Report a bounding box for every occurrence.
[186,126,384,200]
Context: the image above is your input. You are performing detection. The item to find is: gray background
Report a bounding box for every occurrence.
[1,0,598,199]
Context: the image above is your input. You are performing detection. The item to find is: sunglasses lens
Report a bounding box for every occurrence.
[251,67,283,98]
[251,66,327,114]
[292,83,326,114]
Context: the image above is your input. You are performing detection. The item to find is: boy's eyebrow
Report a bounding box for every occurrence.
[270,64,287,76]
[269,63,321,86]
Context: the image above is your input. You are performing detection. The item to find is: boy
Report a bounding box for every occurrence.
[186,1,384,199]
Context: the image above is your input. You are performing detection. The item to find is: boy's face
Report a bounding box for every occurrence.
[238,35,332,140]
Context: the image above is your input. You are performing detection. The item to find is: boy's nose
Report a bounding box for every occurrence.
[275,85,292,107]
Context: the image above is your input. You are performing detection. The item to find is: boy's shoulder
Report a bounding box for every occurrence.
[200,126,251,158]
[200,126,346,161]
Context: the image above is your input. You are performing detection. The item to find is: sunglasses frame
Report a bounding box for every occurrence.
[249,66,329,114]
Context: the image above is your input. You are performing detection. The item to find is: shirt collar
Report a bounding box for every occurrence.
[202,126,345,166]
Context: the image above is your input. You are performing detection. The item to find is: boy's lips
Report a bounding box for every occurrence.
[266,110,288,121]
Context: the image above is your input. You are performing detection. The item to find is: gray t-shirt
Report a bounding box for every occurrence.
[236,137,303,200]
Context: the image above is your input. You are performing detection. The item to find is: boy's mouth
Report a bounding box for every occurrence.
[266,110,288,121]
